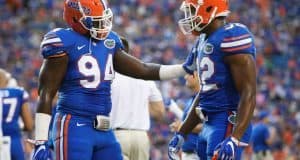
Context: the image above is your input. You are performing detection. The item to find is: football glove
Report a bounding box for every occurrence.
[28,140,53,160]
[168,132,185,160]
[212,136,248,160]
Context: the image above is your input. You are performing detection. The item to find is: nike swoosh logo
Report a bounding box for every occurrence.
[77,45,86,50]
[76,122,86,127]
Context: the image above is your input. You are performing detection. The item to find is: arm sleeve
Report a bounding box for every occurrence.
[220,24,256,56]
[40,28,69,58]
[148,82,163,102]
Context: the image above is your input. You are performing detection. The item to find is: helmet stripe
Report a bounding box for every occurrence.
[100,0,107,9]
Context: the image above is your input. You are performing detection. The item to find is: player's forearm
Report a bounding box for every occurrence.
[179,108,200,135]
[36,91,54,115]
[178,94,201,136]
[232,89,256,140]
[114,51,187,80]
[34,92,53,140]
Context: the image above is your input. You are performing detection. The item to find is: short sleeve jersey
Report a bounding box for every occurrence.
[40,28,124,116]
[192,23,256,112]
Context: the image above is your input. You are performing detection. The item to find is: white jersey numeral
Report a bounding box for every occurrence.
[78,55,101,88]
[104,54,115,80]
[3,98,17,123]
[199,57,217,92]
[78,54,114,88]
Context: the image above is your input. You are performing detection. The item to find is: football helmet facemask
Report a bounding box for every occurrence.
[178,0,230,35]
[64,0,113,40]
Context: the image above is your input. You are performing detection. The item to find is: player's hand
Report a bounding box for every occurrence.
[28,140,53,160]
[212,136,248,160]
[168,132,185,160]
[182,50,197,74]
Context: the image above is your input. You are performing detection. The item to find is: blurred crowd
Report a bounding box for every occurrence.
[0,0,299,159]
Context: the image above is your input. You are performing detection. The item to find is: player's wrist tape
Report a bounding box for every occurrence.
[94,115,110,131]
[231,136,248,147]
[35,113,51,141]
[159,65,187,80]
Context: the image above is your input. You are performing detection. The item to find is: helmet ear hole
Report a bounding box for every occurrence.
[206,6,213,12]
[72,17,77,23]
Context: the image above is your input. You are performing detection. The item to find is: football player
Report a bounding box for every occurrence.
[31,0,193,160]
[168,0,256,160]
[0,69,33,160]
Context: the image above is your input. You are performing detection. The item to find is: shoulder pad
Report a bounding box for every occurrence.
[40,28,75,58]
[220,23,256,56]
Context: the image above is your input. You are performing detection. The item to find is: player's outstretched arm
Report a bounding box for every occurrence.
[35,55,68,141]
[224,54,256,140]
[114,49,188,80]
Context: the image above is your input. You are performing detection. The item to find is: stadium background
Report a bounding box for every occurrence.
[0,0,299,159]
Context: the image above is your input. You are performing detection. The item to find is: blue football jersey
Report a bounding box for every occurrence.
[40,28,124,117]
[193,23,256,112]
[0,87,29,137]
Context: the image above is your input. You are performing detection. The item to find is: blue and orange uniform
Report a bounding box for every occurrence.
[40,28,124,160]
[194,23,256,159]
